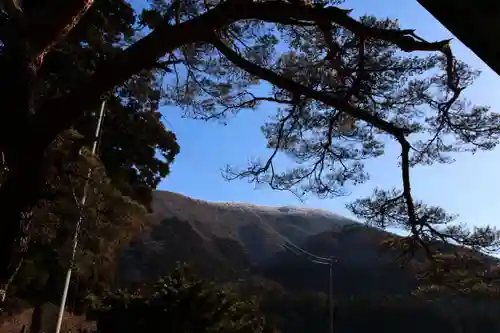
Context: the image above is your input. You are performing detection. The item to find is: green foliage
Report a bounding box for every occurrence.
[0,0,180,209]
[95,265,268,333]
[10,129,148,305]
[0,0,497,302]
[258,282,500,333]
[36,0,180,209]
[1,1,179,303]
[260,291,329,333]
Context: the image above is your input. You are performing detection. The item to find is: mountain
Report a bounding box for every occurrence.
[116,191,471,297]
[119,191,364,281]
[117,191,500,333]
[149,190,356,253]
[118,191,443,303]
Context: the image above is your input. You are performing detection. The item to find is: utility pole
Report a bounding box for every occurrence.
[241,206,337,333]
[282,241,336,333]
[54,100,107,333]
[328,257,334,333]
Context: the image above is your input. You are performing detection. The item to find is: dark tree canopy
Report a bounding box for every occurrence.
[11,129,148,306]
[94,265,269,333]
[0,0,179,300]
[0,0,498,297]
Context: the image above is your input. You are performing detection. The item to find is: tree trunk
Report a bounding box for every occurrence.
[0,15,46,302]
[29,301,44,333]
[0,153,46,303]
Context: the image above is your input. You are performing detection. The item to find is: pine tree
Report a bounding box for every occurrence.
[0,0,498,295]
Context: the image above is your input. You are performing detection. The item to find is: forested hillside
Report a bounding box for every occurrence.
[115,191,500,333]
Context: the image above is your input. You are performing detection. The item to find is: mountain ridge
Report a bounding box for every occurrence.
[150,190,359,245]
[120,190,404,291]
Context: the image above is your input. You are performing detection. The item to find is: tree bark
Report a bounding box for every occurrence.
[0,12,41,298]
[0,153,46,298]
[0,0,96,300]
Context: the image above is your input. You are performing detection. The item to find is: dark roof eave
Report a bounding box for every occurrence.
[417,0,500,76]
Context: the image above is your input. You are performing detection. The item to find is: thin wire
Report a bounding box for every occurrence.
[283,243,331,265]
[236,205,336,333]
[235,205,332,264]
[284,241,331,264]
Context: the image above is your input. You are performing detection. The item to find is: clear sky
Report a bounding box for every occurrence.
[158,0,500,229]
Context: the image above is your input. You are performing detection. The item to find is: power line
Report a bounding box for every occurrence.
[234,205,335,333]
[284,241,331,265]
[237,205,332,264]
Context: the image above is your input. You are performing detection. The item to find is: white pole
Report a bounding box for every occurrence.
[329,257,334,333]
[54,100,107,333]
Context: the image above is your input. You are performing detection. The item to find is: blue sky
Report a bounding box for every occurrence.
[158,0,500,229]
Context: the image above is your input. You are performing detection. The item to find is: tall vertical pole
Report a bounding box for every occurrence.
[0,153,7,303]
[329,257,334,333]
[54,100,107,333]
